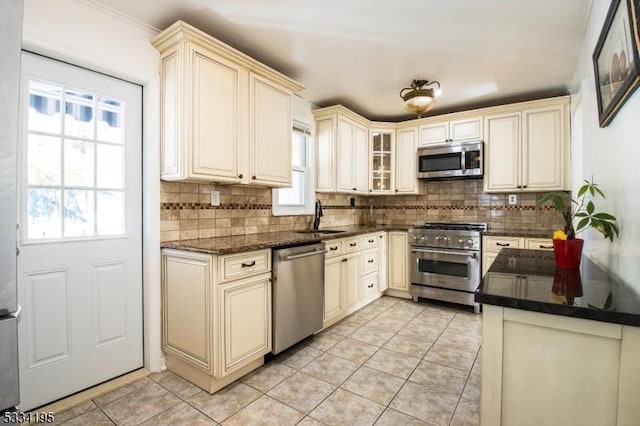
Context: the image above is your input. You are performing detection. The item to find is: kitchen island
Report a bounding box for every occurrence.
[476,248,640,426]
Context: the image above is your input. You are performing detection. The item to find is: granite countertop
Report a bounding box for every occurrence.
[476,248,640,326]
[161,224,410,255]
[483,230,552,239]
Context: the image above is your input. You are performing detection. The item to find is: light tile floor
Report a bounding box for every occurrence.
[53,296,481,425]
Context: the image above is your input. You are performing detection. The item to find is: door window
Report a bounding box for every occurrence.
[25,80,125,240]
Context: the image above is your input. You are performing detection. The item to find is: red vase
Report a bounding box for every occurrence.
[553,239,584,269]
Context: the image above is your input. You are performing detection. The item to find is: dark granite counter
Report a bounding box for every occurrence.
[483,230,552,239]
[476,248,640,326]
[161,225,410,255]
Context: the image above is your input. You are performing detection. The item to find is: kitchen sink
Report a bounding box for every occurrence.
[296,230,346,234]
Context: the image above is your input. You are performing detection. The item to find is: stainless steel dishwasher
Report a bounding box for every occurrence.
[272,242,325,354]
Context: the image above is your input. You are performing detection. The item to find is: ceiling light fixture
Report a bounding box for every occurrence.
[399,79,442,118]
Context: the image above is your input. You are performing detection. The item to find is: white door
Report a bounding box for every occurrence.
[17,53,143,410]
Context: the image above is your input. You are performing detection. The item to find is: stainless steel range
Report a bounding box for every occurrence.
[409,222,487,313]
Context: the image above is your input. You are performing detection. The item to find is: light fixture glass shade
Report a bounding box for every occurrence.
[400,80,441,117]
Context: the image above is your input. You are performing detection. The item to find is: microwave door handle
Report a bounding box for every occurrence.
[461,148,466,173]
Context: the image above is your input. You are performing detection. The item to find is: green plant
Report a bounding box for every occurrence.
[538,178,619,241]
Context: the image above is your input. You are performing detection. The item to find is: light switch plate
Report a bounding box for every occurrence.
[211,191,220,206]
[508,194,517,205]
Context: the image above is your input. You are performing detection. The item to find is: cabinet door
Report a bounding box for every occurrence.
[337,118,355,192]
[163,251,212,371]
[250,74,292,186]
[419,122,448,146]
[344,253,362,311]
[324,257,344,322]
[220,274,272,376]
[484,112,521,192]
[395,127,418,194]
[450,117,482,141]
[353,124,369,192]
[388,232,409,291]
[522,105,566,191]
[190,47,243,182]
[482,251,500,277]
[370,131,394,194]
[316,117,335,191]
[378,233,389,292]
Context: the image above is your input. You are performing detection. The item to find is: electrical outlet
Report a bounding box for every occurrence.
[508,194,517,205]
[210,191,220,206]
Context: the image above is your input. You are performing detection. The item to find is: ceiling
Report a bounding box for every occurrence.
[98,0,592,121]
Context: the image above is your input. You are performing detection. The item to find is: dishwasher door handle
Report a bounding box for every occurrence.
[283,249,325,261]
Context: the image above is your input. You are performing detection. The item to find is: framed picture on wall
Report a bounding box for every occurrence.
[592,0,640,127]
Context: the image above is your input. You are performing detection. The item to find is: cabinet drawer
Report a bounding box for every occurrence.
[344,237,360,253]
[219,249,271,282]
[362,272,379,301]
[361,233,379,249]
[362,248,379,274]
[483,236,524,253]
[324,239,344,258]
[526,238,554,250]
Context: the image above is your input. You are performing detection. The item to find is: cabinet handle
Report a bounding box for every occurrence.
[329,246,339,251]
[252,175,256,180]
[517,185,522,188]
[540,245,553,249]
[342,258,348,263]
[241,260,256,267]
[368,259,374,263]
[368,239,374,243]
[238,174,243,179]
[496,243,510,247]
[352,187,357,191]
[523,185,527,188]
[350,242,357,247]
[368,283,374,288]
[369,189,372,192]
[379,235,383,239]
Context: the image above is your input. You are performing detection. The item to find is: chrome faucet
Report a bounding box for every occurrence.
[313,200,323,230]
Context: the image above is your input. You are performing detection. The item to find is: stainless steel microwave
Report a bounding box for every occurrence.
[417,141,483,179]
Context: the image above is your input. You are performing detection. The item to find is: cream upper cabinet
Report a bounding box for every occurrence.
[249,74,292,186]
[484,97,569,193]
[419,116,482,146]
[314,106,370,194]
[395,126,419,194]
[337,117,368,193]
[369,129,395,194]
[152,21,303,186]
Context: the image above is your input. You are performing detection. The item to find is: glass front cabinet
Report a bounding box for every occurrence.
[369,130,395,194]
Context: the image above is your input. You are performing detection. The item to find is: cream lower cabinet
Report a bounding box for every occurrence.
[152,21,302,186]
[481,306,640,426]
[482,235,552,276]
[386,231,411,299]
[162,248,271,393]
[322,233,385,329]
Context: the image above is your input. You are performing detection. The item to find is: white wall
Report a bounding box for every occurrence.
[570,1,640,289]
[22,0,164,371]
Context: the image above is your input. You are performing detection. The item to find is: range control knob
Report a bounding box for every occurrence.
[467,239,475,246]
[420,236,427,243]
[412,235,420,242]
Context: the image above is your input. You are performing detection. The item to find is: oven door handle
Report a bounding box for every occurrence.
[411,248,477,259]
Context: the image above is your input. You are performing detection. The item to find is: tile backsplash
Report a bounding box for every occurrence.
[160,180,564,242]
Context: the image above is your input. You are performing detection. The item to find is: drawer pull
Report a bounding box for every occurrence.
[241,260,256,268]
[329,246,339,251]
[350,242,357,247]
[342,258,348,263]
[496,243,510,247]
[367,259,374,263]
[368,283,374,288]
[368,239,374,243]
[540,245,553,249]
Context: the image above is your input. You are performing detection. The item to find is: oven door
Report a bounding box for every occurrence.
[410,247,480,292]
